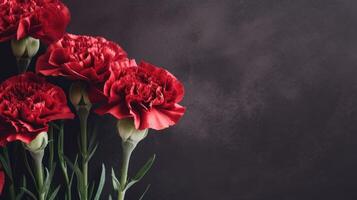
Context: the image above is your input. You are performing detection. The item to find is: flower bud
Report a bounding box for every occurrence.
[25,132,48,153]
[26,37,40,58]
[116,118,148,145]
[11,37,40,58]
[11,38,27,58]
[69,81,92,110]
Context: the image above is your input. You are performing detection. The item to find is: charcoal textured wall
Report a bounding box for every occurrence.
[2,0,357,199]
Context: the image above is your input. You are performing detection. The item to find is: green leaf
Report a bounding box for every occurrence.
[111,168,120,191]
[77,134,82,156]
[41,168,51,194]
[94,164,106,200]
[86,143,98,163]
[58,128,69,185]
[0,154,12,181]
[43,164,56,198]
[88,181,95,200]
[69,155,79,188]
[126,154,156,190]
[138,184,151,200]
[23,149,36,190]
[20,187,37,200]
[64,156,85,198]
[48,185,61,200]
[16,176,27,200]
[88,124,98,151]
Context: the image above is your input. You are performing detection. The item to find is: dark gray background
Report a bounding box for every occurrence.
[2,0,357,199]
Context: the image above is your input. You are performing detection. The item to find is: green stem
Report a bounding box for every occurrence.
[118,141,136,200]
[48,126,54,171]
[3,147,16,200]
[8,183,16,200]
[31,151,45,200]
[16,57,31,73]
[78,106,89,200]
[58,122,72,200]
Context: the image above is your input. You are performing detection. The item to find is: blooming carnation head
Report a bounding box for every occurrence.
[0,0,70,43]
[96,61,185,130]
[36,33,128,84]
[0,72,74,146]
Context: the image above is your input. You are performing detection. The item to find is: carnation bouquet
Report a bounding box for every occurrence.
[0,1,185,200]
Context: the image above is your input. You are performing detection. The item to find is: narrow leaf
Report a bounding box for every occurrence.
[138,184,151,200]
[20,187,37,200]
[48,185,61,200]
[0,155,12,181]
[88,125,98,151]
[41,168,51,194]
[23,149,36,189]
[16,176,27,200]
[111,168,120,191]
[94,164,106,200]
[126,154,156,190]
[69,155,79,187]
[64,155,84,196]
[88,181,95,200]
[86,143,98,163]
[132,154,156,181]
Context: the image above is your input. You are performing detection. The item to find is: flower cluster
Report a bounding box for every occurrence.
[36,33,186,130]
[0,1,185,199]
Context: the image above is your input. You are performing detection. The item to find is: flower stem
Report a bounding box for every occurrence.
[78,106,89,200]
[3,147,16,200]
[8,183,16,200]
[118,141,136,200]
[30,151,45,200]
[58,122,72,200]
[48,126,54,172]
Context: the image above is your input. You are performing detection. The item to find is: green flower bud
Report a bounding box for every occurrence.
[11,37,40,58]
[69,81,92,110]
[25,132,48,153]
[116,118,148,145]
[11,38,27,58]
[26,37,40,58]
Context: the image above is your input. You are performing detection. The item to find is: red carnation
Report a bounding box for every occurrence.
[0,0,70,44]
[36,33,128,84]
[95,61,185,130]
[0,72,74,146]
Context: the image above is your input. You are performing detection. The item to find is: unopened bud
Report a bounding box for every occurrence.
[25,132,48,153]
[69,81,92,110]
[11,37,40,58]
[116,118,148,145]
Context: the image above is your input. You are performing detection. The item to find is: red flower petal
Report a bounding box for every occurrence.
[138,104,186,130]
[0,170,4,195]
